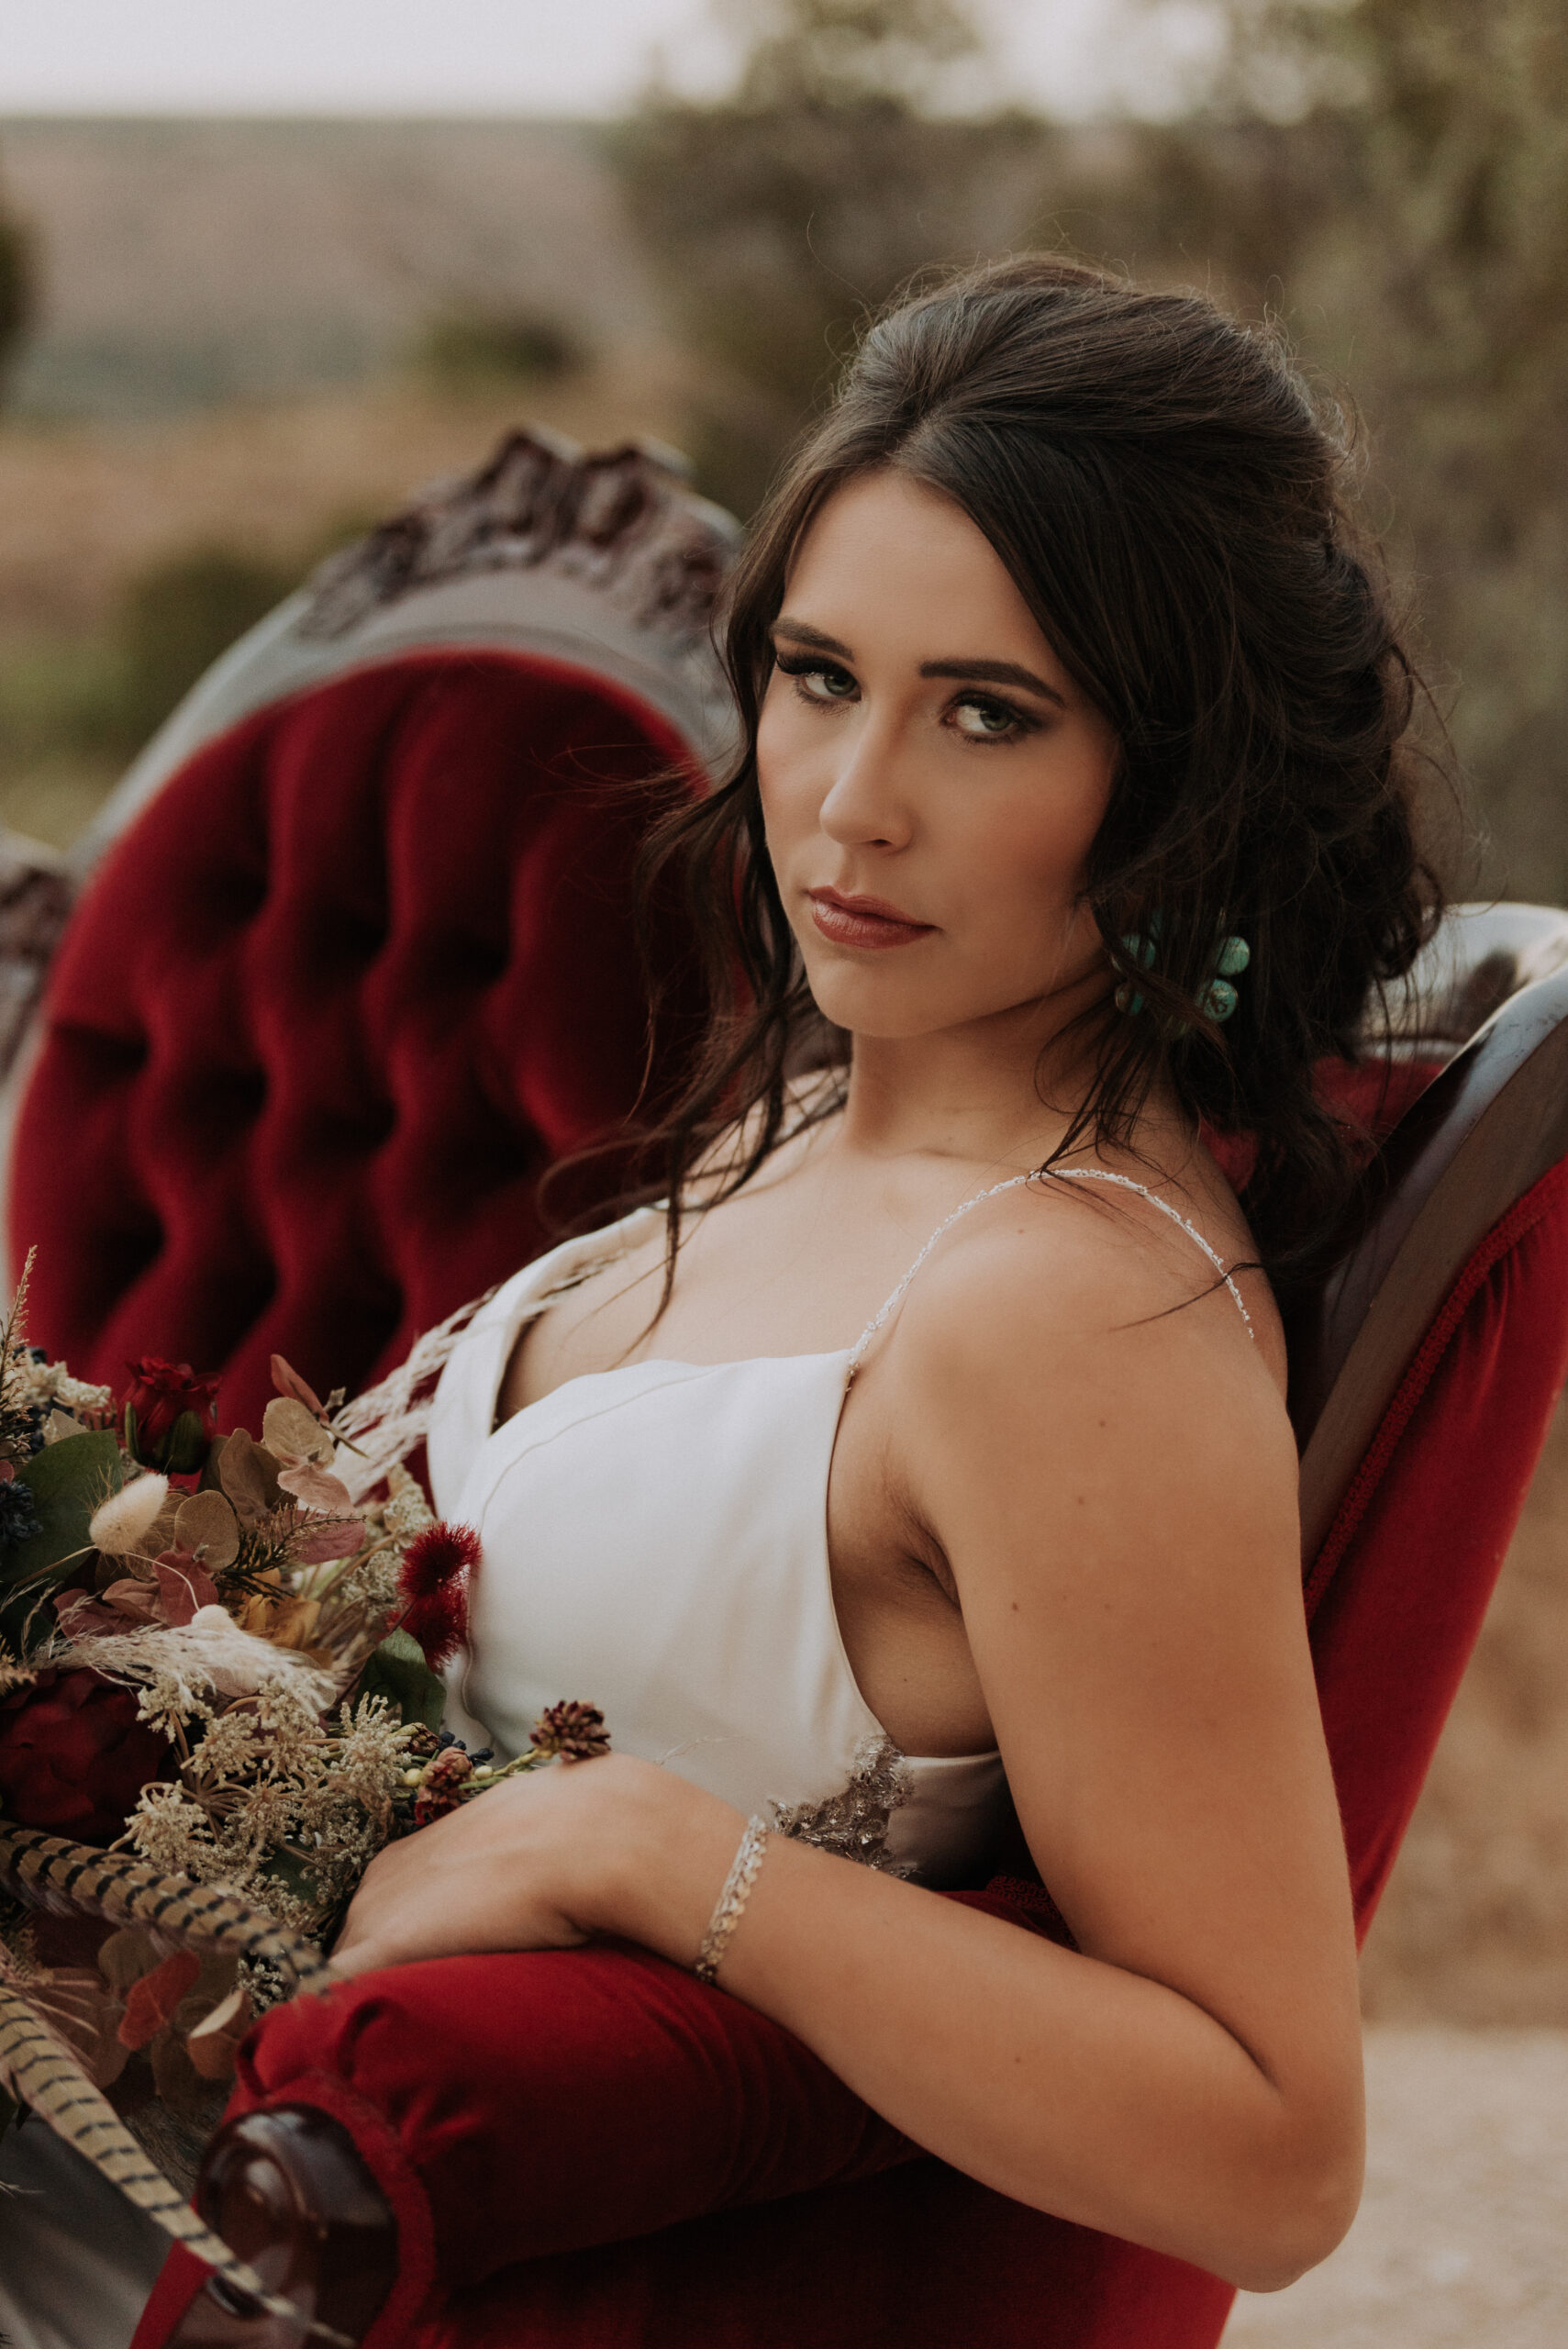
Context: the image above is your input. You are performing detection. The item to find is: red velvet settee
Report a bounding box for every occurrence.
[0,429,737,1431]
[5,435,1568,2349]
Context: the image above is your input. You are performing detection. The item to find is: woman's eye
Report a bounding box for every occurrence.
[778,658,858,706]
[951,695,1029,742]
[799,665,857,703]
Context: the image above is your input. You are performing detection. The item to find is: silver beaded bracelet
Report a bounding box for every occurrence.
[695,1814,770,1986]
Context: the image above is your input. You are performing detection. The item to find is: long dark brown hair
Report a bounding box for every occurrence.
[628,254,1442,1297]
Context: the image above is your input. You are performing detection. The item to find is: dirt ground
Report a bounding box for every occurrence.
[1359,1389,1568,2029]
[1224,2027,1568,2347]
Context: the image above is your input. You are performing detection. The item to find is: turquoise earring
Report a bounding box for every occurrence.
[1113,921,1251,1025]
[1114,927,1158,1018]
[1202,934,1251,1025]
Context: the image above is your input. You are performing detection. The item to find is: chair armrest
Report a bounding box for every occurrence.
[163,2107,395,2349]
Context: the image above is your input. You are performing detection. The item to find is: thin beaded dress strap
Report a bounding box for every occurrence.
[1052,1169,1254,1341]
[845,1166,1253,1384]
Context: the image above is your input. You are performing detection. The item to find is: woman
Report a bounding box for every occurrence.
[330,255,1436,2297]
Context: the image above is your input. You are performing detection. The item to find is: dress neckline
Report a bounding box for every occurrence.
[503,1164,1252,1431]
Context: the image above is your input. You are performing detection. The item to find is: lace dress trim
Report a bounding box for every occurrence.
[768,1735,915,1878]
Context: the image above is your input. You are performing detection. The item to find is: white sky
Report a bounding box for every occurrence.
[0,1,1222,120]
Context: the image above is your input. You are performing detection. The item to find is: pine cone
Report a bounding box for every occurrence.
[528,1701,610,1764]
[412,1746,473,1827]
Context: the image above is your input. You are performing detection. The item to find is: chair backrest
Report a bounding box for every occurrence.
[1285,904,1568,1936]
[1291,900,1568,1558]
[2,429,738,1434]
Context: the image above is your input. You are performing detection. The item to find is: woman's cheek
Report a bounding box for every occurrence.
[756,719,818,867]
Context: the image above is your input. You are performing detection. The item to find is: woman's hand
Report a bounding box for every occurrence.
[329,1751,743,1980]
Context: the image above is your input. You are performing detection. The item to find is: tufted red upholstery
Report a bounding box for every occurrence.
[8,652,705,1435]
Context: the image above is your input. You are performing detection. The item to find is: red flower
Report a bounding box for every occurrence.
[396,1522,480,1670]
[0,1668,175,1845]
[120,1358,221,1475]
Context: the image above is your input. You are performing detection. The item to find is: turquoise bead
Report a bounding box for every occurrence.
[1204,977,1239,1022]
[1217,935,1251,978]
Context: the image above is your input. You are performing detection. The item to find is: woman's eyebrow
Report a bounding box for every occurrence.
[919,658,1066,709]
[771,617,852,657]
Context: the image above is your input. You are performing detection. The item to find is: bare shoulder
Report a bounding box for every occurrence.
[884,1166,1294,1531]
[904,1165,1276,1359]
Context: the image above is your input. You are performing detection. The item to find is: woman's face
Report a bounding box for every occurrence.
[758,468,1120,1045]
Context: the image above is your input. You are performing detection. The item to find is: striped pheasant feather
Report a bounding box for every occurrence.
[0,1823,328,1991]
[0,1962,351,2343]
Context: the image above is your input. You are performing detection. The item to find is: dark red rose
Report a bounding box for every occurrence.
[120,1357,221,1474]
[0,1667,175,1844]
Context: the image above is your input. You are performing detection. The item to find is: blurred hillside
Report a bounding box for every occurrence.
[0,117,694,846]
[0,117,662,420]
[3,0,1565,891]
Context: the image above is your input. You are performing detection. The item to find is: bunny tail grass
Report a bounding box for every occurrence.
[0,1823,328,1992]
[0,1969,352,2344]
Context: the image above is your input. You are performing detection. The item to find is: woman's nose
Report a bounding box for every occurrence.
[817,715,913,851]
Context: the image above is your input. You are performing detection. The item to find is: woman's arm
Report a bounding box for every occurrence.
[335,1221,1363,2293]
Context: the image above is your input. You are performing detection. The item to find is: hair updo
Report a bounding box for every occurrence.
[639,254,1442,1286]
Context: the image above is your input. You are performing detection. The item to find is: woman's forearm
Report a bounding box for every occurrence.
[595,1773,1362,2294]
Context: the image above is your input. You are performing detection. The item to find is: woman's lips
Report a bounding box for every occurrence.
[807,888,936,951]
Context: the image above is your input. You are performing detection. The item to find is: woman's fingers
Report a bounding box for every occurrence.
[329,1771,592,1971]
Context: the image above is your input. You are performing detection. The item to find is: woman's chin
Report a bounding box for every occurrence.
[803,974,1003,1044]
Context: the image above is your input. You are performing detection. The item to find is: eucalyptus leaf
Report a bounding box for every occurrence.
[172,1488,239,1571]
[352,1628,447,1731]
[0,1428,128,1646]
[217,1431,284,1525]
[3,1431,127,1588]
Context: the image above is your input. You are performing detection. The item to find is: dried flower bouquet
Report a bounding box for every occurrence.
[0,1260,606,2319]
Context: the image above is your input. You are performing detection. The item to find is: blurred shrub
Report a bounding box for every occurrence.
[0,636,128,763]
[0,148,37,399]
[0,521,392,843]
[114,546,296,747]
[610,0,1053,514]
[412,309,585,392]
[617,0,1568,895]
[1068,0,1568,896]
[0,548,293,790]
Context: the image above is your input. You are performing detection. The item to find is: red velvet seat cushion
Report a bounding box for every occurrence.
[9,652,704,1436]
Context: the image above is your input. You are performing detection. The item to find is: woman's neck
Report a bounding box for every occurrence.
[834,996,1124,1176]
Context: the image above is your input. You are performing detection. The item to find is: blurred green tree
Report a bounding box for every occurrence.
[0,149,37,398]
[114,547,295,747]
[1287,0,1568,896]
[411,309,586,393]
[616,0,1568,893]
[1091,0,1568,894]
[610,0,1056,514]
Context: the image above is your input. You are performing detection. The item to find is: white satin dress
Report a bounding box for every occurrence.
[425,1171,1253,1886]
